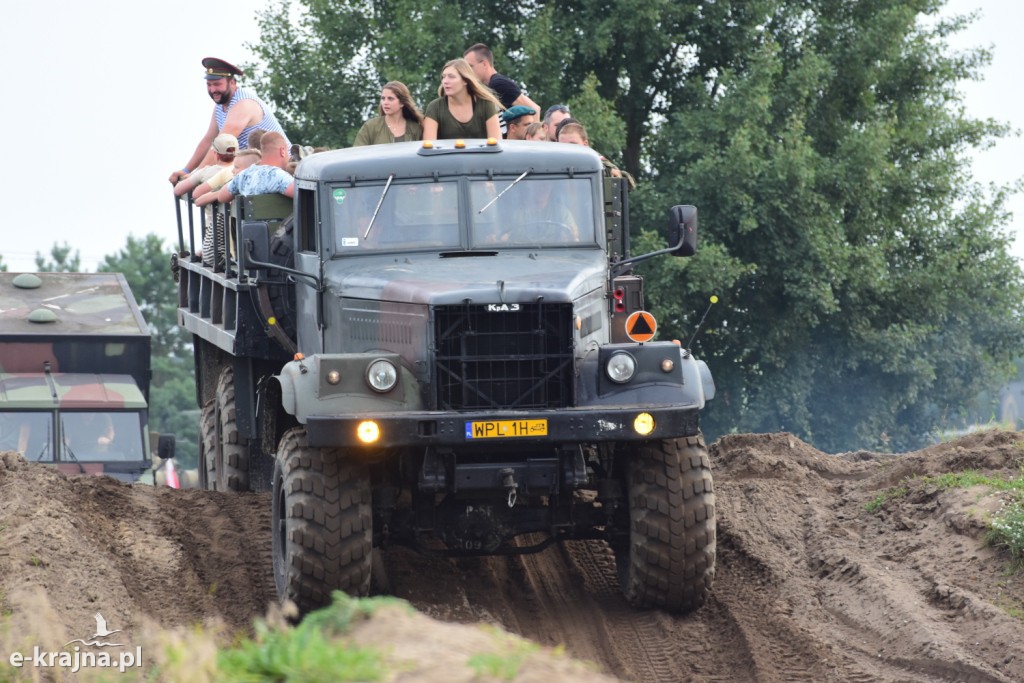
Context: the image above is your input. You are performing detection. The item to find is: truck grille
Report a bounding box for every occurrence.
[434,302,574,410]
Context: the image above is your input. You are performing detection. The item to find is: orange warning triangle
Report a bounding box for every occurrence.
[625,311,657,343]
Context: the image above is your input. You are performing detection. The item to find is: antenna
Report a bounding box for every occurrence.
[686,295,719,349]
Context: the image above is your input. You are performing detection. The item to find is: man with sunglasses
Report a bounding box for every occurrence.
[169,57,287,185]
[543,104,571,142]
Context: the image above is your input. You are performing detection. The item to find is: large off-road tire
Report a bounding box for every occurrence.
[198,400,216,490]
[272,427,372,616]
[616,433,716,613]
[214,366,250,492]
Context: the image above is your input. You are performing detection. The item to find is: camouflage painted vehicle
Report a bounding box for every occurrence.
[0,272,175,481]
[173,139,716,616]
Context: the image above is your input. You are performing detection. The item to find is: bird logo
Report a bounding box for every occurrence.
[64,612,124,648]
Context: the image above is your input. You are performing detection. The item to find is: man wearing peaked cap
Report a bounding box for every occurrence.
[500,105,537,140]
[168,57,289,185]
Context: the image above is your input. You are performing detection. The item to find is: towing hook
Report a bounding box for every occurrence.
[499,467,518,508]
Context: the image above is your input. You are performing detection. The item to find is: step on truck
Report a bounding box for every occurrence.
[0,271,175,481]
[172,139,716,615]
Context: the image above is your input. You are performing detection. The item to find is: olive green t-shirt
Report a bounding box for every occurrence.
[353,116,424,146]
[424,96,497,139]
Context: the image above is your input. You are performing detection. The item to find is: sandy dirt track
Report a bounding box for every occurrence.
[2,431,1023,681]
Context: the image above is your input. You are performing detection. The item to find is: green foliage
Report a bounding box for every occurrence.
[566,73,626,164]
[467,638,538,681]
[245,1,1024,453]
[865,486,910,513]
[216,592,401,682]
[34,242,82,272]
[988,500,1024,571]
[637,2,1024,452]
[0,254,6,272]
[218,620,383,682]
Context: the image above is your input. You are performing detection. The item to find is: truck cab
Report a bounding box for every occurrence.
[0,272,174,482]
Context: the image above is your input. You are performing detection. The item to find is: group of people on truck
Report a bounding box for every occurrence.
[168,46,625,204]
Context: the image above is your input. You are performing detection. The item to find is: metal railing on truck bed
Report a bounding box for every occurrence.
[172,193,294,362]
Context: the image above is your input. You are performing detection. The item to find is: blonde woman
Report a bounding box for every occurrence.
[422,59,502,140]
[354,81,424,146]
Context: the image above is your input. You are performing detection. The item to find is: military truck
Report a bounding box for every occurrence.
[0,271,175,481]
[173,139,716,615]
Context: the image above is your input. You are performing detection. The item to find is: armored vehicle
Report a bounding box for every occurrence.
[0,271,175,481]
[173,139,716,615]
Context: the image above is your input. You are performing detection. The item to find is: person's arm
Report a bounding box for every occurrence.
[219,99,261,139]
[422,117,438,140]
[98,416,114,447]
[214,186,235,204]
[173,178,195,197]
[170,113,218,184]
[485,115,501,140]
[195,188,229,207]
[191,180,214,199]
[17,424,29,454]
[283,182,295,199]
[513,92,541,115]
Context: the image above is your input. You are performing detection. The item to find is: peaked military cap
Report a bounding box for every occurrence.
[202,57,244,80]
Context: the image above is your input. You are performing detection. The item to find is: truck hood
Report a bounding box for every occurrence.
[323,248,608,305]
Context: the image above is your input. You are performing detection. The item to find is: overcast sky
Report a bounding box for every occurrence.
[0,1,1020,272]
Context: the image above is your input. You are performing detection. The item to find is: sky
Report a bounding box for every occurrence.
[0,1,1021,272]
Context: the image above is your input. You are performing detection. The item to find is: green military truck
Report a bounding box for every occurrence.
[0,271,174,481]
[173,139,716,615]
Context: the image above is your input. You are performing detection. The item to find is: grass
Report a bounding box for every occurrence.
[865,467,1024,571]
[466,634,539,681]
[988,500,1024,571]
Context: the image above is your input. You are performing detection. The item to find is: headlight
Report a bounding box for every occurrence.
[605,352,637,384]
[366,359,398,392]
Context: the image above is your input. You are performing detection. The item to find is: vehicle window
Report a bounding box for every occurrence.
[332,181,461,252]
[0,411,53,462]
[61,412,145,462]
[470,178,595,247]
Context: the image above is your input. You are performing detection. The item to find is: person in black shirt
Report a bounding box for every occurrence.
[464,43,540,112]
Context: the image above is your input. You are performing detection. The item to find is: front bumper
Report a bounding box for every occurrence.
[305,404,700,449]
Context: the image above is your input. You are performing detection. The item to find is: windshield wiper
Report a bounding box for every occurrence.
[477,170,530,214]
[364,174,395,240]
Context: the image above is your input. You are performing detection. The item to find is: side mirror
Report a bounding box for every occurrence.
[157,433,176,460]
[667,205,698,257]
[239,221,271,273]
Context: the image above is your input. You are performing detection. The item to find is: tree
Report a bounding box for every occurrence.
[99,235,198,467]
[247,1,1024,452]
[636,2,1024,451]
[34,242,82,272]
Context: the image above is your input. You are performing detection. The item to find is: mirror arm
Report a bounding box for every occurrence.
[241,240,323,291]
[611,235,686,276]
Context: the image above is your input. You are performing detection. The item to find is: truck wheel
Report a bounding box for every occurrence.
[272,426,372,615]
[215,367,250,492]
[616,433,716,613]
[198,400,216,490]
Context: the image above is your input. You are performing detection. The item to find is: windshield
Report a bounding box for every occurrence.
[60,411,146,462]
[470,178,595,247]
[332,181,461,252]
[0,411,53,462]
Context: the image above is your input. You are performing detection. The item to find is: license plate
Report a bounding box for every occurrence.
[465,419,548,439]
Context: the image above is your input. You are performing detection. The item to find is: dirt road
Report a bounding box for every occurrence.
[2,431,1023,681]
